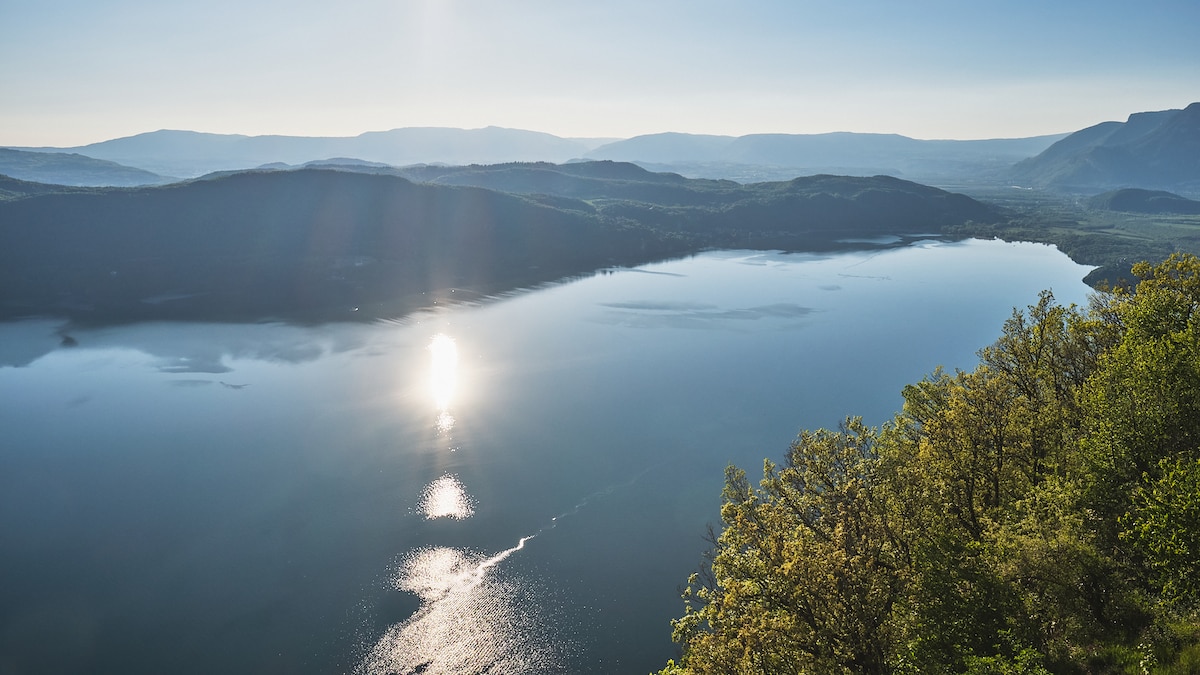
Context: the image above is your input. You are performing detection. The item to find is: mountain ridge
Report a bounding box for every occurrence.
[1012,103,1200,193]
[12,127,601,178]
[0,148,171,187]
[9,126,1068,185]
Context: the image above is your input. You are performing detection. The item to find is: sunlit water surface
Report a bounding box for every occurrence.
[0,241,1096,674]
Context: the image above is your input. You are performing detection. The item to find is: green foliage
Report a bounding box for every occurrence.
[667,421,903,675]
[663,255,1200,674]
[1122,457,1200,604]
[1081,254,1200,564]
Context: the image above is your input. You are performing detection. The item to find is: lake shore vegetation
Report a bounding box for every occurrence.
[659,254,1200,675]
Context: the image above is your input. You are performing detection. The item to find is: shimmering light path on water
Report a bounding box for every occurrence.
[361,467,661,674]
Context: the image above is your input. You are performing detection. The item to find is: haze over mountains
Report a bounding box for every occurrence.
[587,131,1068,183]
[0,148,173,187]
[6,127,1068,187]
[11,128,606,180]
[4,102,1198,193]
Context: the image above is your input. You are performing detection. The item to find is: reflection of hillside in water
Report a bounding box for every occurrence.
[0,320,374,372]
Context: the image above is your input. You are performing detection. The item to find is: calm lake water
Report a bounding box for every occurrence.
[0,239,1095,674]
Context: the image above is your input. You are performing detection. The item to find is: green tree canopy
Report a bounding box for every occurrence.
[660,255,1200,675]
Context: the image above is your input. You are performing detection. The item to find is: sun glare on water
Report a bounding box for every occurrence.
[358,331,566,672]
[420,473,476,520]
[428,333,458,432]
[358,545,560,674]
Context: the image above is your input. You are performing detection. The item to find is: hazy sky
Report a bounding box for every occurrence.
[3,0,1198,146]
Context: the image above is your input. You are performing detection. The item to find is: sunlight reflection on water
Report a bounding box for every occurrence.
[428,334,458,433]
[419,474,475,520]
[357,546,560,674]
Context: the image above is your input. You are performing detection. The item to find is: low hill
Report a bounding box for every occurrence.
[1012,103,1200,192]
[596,173,1002,249]
[1086,188,1200,215]
[0,169,675,322]
[0,167,1002,323]
[0,148,170,187]
[313,160,1002,222]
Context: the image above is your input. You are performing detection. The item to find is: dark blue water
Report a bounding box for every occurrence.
[0,241,1095,674]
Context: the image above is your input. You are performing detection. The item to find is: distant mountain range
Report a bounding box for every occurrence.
[1012,103,1200,193]
[0,164,999,322]
[7,126,1067,186]
[12,128,605,179]
[5,101,1196,192]
[586,132,1068,183]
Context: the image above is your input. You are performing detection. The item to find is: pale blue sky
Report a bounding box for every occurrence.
[2,0,1198,146]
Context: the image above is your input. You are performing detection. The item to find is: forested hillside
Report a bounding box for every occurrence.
[660,255,1200,675]
[0,167,1000,323]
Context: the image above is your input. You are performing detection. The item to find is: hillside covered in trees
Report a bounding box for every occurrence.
[659,255,1200,675]
[0,165,1001,323]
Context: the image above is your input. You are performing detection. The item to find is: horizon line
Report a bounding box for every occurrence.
[5,123,1090,150]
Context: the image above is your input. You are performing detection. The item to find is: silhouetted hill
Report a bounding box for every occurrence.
[0,169,680,321]
[0,167,1001,322]
[596,174,1002,249]
[1086,188,1200,215]
[1012,103,1200,192]
[0,148,170,187]
[18,128,597,178]
[385,163,1004,247]
[285,161,1002,223]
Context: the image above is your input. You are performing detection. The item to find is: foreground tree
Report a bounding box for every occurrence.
[660,255,1200,675]
[666,420,904,674]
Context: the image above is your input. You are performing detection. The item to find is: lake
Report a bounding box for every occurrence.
[0,239,1096,674]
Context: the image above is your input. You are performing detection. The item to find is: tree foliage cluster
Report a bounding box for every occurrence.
[661,254,1200,674]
